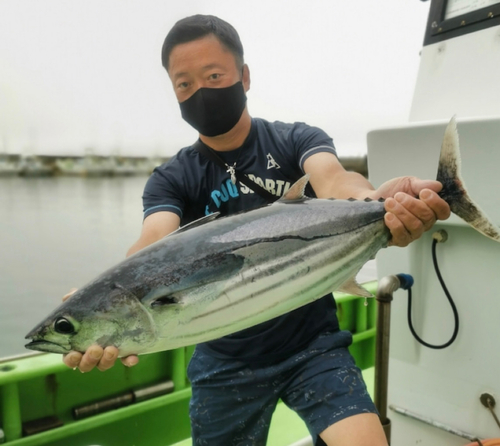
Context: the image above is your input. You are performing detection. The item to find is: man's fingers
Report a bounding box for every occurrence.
[410,179,443,195]
[385,195,427,238]
[385,212,412,247]
[62,288,78,302]
[96,346,119,372]
[384,189,452,247]
[396,192,437,230]
[120,355,139,367]
[63,351,83,369]
[420,189,451,221]
[78,345,104,373]
[385,193,433,247]
[63,346,127,372]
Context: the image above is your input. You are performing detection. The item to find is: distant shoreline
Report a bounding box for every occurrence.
[0,154,368,178]
[0,154,170,177]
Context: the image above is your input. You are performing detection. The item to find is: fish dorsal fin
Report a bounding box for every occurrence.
[171,212,220,236]
[337,277,374,298]
[278,174,310,202]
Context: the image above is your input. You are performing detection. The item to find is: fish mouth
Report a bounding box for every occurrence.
[25,340,71,355]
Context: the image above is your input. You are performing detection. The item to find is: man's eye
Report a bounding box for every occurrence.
[209,73,220,80]
[178,82,189,89]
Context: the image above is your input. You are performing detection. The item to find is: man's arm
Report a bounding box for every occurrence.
[127,211,181,257]
[303,152,451,247]
[63,211,181,373]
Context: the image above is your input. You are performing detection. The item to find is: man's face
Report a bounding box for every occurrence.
[168,34,250,103]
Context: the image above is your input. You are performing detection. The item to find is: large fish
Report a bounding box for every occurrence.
[25,117,500,357]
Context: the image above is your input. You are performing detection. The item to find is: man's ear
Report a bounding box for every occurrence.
[242,64,251,92]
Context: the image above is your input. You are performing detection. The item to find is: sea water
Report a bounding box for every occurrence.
[0,176,376,358]
[0,176,146,357]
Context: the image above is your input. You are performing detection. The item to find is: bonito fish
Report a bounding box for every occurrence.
[25,117,500,357]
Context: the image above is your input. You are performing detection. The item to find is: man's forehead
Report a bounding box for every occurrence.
[168,35,237,75]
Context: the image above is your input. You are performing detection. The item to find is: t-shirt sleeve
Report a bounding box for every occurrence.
[142,159,186,220]
[290,123,337,172]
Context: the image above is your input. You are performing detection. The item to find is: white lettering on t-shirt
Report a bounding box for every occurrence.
[239,175,291,197]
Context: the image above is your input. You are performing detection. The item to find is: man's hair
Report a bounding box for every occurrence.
[161,15,244,72]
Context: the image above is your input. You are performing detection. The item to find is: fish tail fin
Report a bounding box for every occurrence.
[437,116,500,242]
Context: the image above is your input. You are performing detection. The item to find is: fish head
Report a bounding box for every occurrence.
[25,311,80,354]
[25,283,156,356]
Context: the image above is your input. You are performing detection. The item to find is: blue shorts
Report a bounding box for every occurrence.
[187,330,377,446]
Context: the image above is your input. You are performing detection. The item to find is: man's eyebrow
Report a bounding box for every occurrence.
[173,64,225,81]
[173,72,188,81]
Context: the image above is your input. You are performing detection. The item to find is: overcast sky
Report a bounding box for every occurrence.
[0,0,430,157]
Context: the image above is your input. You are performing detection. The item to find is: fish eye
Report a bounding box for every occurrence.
[54,317,75,334]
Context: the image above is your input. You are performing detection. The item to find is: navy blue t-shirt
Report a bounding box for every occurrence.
[143,118,341,363]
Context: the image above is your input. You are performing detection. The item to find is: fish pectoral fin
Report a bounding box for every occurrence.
[278,175,310,202]
[337,278,374,298]
[142,286,179,307]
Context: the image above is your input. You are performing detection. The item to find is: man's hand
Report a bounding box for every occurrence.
[61,289,139,372]
[63,345,139,373]
[303,152,450,248]
[375,177,451,247]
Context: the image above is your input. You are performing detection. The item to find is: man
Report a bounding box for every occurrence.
[63,15,450,445]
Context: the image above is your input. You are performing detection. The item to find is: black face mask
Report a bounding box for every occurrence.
[179,81,247,137]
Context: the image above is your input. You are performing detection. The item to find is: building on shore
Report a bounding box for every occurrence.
[0,154,170,177]
[0,154,368,178]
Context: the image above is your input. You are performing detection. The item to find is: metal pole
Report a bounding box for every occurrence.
[374,275,402,445]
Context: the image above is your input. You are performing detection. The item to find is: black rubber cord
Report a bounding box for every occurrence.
[407,238,460,349]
